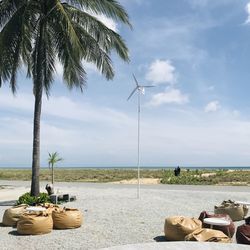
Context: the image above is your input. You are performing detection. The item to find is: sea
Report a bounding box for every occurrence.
[0,165,250,170]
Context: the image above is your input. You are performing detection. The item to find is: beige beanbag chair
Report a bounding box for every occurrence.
[40,203,60,215]
[185,228,231,243]
[2,204,27,226]
[215,200,248,221]
[17,212,53,235]
[52,208,83,229]
[164,216,202,241]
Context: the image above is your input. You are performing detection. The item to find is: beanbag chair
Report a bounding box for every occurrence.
[199,210,235,237]
[40,203,60,215]
[236,217,250,245]
[185,228,231,243]
[2,204,27,226]
[52,208,83,229]
[17,212,53,235]
[214,200,248,221]
[164,216,202,241]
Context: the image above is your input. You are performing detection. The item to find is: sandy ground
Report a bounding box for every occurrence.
[111,178,161,184]
[0,180,250,250]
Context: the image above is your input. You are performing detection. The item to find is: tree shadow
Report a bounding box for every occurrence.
[153,235,168,242]
[0,200,16,206]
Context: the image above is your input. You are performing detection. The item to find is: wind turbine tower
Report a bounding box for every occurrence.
[127,74,155,199]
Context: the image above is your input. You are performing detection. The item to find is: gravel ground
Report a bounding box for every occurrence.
[0,180,249,250]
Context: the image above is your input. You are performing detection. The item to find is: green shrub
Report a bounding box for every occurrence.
[16,192,51,205]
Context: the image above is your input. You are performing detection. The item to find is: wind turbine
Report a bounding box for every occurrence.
[127,74,155,199]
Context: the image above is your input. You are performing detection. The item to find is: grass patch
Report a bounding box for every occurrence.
[0,168,163,183]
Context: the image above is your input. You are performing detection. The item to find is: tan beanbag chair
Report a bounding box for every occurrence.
[215,200,248,221]
[185,228,231,243]
[40,203,60,215]
[52,208,83,229]
[17,212,53,235]
[164,216,202,241]
[2,204,27,226]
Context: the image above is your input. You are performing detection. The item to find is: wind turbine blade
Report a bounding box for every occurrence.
[133,74,139,87]
[127,87,138,100]
[142,85,155,88]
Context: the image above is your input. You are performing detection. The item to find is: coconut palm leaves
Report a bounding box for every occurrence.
[0,0,131,196]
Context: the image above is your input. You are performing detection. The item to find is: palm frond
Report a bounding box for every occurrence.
[0,0,36,92]
[66,0,131,27]
[72,21,115,79]
[0,4,27,92]
[32,21,44,96]
[63,3,129,62]
[0,0,23,28]
[42,24,56,97]
[52,1,83,56]
[49,1,87,90]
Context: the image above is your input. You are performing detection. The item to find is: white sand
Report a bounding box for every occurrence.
[111,178,161,184]
[0,180,249,250]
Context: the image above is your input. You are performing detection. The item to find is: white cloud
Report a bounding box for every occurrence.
[245,2,250,24]
[1,89,250,167]
[232,110,240,117]
[0,91,132,127]
[204,101,220,113]
[148,88,189,107]
[146,60,176,84]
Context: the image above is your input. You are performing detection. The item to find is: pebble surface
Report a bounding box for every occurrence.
[0,180,249,250]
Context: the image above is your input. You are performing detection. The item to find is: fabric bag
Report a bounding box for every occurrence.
[198,210,235,237]
[17,212,53,235]
[214,200,248,221]
[185,228,231,243]
[164,216,202,241]
[52,207,83,229]
[39,203,60,215]
[236,216,250,245]
[2,204,27,226]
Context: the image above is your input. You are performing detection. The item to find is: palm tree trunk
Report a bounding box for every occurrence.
[52,163,54,185]
[30,22,44,197]
[31,85,43,196]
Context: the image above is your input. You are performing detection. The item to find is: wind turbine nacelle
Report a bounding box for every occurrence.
[139,87,145,95]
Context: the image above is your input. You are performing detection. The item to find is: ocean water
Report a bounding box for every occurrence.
[0,166,250,170]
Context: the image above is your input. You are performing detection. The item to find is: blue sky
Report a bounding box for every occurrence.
[2,0,250,167]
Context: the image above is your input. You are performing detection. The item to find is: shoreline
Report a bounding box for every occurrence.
[1,166,250,170]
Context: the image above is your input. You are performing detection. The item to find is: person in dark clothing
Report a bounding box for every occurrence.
[177,166,181,175]
[174,166,181,176]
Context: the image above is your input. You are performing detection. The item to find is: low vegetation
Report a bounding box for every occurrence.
[0,168,162,183]
[16,192,51,205]
[161,169,250,185]
[0,168,249,186]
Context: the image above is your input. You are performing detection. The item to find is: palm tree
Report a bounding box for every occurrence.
[48,152,63,186]
[0,0,131,196]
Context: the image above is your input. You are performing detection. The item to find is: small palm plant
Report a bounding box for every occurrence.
[48,152,63,185]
